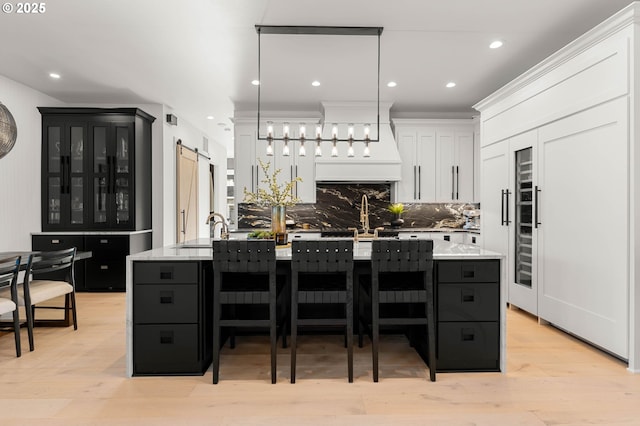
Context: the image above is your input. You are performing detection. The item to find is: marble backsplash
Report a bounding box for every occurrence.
[238,183,477,230]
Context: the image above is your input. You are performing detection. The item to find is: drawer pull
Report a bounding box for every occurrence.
[159,291,174,304]
[100,239,108,244]
[461,291,475,303]
[462,270,475,278]
[51,239,60,244]
[160,271,173,280]
[461,329,475,342]
[159,331,174,344]
[443,235,450,241]
[100,265,109,270]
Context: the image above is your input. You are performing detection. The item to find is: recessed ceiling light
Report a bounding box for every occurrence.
[251,80,260,86]
[446,82,456,88]
[311,80,321,87]
[387,81,397,88]
[206,116,214,120]
[49,73,61,79]
[489,40,503,49]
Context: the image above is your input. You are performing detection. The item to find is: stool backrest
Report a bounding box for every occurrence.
[371,239,433,273]
[291,239,354,272]
[212,240,276,273]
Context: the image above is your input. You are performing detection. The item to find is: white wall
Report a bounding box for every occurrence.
[0,74,63,251]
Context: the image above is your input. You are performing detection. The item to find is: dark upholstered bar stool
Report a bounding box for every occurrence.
[290,239,354,383]
[359,239,436,382]
[212,240,287,384]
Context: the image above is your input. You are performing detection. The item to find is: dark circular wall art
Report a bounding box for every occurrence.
[0,101,18,159]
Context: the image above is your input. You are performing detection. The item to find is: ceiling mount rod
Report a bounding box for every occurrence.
[255,25,383,36]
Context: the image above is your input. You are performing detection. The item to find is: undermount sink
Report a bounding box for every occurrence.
[175,244,212,249]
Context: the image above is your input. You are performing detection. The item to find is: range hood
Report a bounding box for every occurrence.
[315,102,401,182]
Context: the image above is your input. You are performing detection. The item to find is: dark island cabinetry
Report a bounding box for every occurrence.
[436,259,500,371]
[133,261,213,375]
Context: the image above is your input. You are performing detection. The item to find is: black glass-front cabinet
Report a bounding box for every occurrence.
[39,108,155,231]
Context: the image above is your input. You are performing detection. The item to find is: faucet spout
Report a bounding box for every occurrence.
[207,212,229,239]
[360,194,370,235]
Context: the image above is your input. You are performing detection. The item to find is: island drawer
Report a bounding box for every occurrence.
[133,324,200,375]
[134,284,198,323]
[134,262,198,285]
[437,321,499,371]
[437,260,499,283]
[438,283,499,322]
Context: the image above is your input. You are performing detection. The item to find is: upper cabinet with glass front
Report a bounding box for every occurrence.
[39,108,155,231]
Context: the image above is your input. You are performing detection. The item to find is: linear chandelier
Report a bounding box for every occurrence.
[255,25,383,157]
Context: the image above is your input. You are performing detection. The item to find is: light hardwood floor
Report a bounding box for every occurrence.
[0,293,638,425]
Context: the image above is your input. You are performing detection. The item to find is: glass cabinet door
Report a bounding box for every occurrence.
[515,148,533,287]
[92,125,109,225]
[113,125,133,226]
[69,126,85,225]
[46,126,62,226]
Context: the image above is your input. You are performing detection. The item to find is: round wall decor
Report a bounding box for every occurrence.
[0,101,18,159]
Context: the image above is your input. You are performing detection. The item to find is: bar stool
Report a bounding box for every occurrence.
[212,239,287,384]
[358,239,436,382]
[290,239,354,383]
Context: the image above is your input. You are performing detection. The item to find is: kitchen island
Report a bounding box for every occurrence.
[125,237,504,377]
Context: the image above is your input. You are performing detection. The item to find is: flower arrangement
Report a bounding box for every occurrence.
[387,203,405,215]
[243,159,302,207]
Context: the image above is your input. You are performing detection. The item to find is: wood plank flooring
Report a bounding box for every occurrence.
[0,293,638,425]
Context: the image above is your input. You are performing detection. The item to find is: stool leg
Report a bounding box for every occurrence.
[347,270,354,383]
[212,271,221,384]
[290,271,298,384]
[425,268,436,382]
[372,272,379,382]
[270,273,277,384]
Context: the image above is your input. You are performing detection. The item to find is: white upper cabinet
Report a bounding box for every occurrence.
[395,127,436,202]
[394,119,475,203]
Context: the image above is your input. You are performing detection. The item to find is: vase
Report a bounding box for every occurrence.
[271,205,286,236]
[390,214,404,229]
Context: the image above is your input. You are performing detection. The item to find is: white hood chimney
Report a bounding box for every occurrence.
[315,101,401,182]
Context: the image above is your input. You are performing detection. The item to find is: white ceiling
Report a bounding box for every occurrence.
[0,0,634,156]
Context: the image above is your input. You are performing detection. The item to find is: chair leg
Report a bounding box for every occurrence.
[212,272,221,384]
[69,292,78,331]
[12,309,21,357]
[290,272,298,384]
[25,303,35,352]
[372,274,379,383]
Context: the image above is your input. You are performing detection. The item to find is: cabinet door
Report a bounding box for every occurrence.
[233,126,256,206]
[89,122,111,228]
[111,123,135,229]
[42,121,89,230]
[480,141,509,256]
[435,130,456,202]
[455,131,474,202]
[537,99,628,358]
[396,130,418,202]
[416,130,437,202]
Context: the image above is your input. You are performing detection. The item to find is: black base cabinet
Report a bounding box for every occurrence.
[435,260,501,372]
[33,232,151,292]
[133,261,213,376]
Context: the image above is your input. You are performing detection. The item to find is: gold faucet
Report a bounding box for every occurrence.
[360,194,370,235]
[206,212,229,239]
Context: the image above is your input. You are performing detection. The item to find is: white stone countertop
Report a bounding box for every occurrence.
[128,237,502,262]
